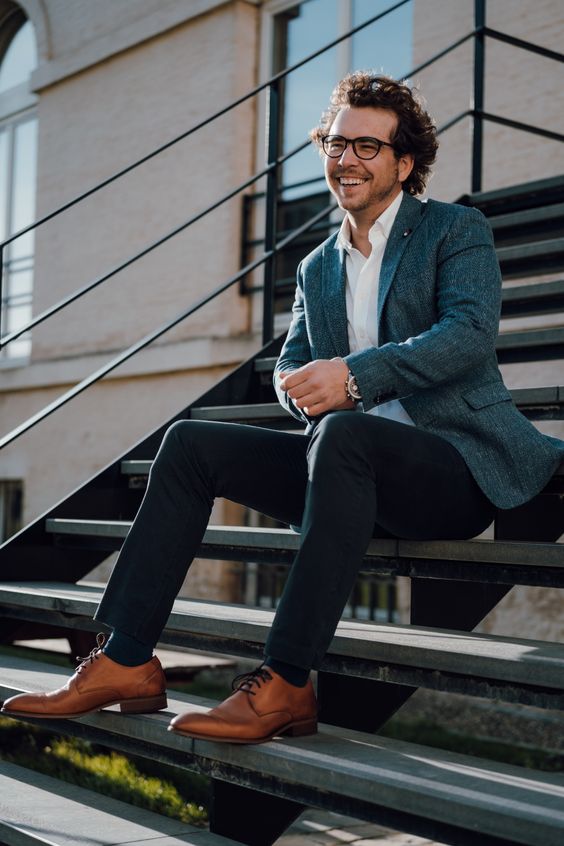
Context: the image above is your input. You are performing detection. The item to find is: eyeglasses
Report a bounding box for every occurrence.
[321,134,395,160]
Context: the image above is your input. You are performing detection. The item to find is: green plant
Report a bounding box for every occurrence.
[0,717,208,824]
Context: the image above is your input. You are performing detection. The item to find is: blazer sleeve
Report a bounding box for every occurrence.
[344,208,502,411]
[273,260,314,424]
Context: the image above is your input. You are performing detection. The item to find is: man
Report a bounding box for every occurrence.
[3,74,563,742]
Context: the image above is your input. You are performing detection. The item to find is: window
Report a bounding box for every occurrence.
[0,16,37,92]
[0,9,38,361]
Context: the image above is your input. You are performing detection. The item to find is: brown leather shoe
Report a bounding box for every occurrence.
[168,665,317,744]
[1,634,167,719]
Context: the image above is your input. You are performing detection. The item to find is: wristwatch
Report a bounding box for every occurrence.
[345,370,362,402]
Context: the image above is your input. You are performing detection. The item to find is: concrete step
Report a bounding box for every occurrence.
[1,582,563,708]
[1,656,563,846]
[42,521,564,587]
[0,761,233,846]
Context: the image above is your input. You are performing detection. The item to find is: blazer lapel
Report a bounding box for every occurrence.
[321,238,350,357]
[377,192,424,326]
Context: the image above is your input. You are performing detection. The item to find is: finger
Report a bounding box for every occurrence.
[294,390,323,410]
[287,383,313,401]
[303,400,329,416]
[281,371,309,391]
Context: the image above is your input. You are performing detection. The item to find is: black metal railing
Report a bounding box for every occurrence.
[0,201,336,450]
[1,0,563,453]
[0,0,412,346]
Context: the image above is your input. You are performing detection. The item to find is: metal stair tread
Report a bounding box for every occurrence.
[502,279,564,300]
[43,520,564,568]
[177,385,564,424]
[488,238,559,265]
[256,359,564,376]
[1,656,563,846]
[0,762,232,846]
[490,201,564,231]
[500,279,564,317]
[190,403,292,421]
[458,174,564,213]
[496,326,564,348]
[1,582,563,693]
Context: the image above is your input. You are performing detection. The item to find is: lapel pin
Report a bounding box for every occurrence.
[402,228,412,237]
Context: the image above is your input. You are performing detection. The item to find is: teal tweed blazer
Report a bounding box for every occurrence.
[274,191,564,509]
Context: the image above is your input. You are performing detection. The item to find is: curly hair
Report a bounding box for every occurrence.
[310,73,438,196]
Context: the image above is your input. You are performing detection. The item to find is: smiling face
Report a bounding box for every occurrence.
[324,106,414,227]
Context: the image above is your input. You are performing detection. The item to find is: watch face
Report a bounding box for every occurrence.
[347,373,362,400]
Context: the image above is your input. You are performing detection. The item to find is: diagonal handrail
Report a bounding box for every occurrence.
[0,0,411,252]
[0,139,310,349]
[1,26,482,350]
[0,202,336,450]
[0,0,413,347]
[483,27,564,63]
[479,112,564,144]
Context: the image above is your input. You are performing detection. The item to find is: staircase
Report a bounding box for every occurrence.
[1,174,564,846]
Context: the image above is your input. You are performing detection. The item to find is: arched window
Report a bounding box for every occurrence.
[0,4,38,360]
[0,16,37,91]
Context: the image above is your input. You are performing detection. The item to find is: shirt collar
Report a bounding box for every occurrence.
[336,189,404,253]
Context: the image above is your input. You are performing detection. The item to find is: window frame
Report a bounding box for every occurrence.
[0,9,38,365]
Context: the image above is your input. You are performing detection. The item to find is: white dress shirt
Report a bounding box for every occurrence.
[336,191,415,426]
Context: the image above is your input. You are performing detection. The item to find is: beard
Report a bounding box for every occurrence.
[329,161,401,214]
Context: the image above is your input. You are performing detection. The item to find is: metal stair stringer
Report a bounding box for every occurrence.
[0,333,286,584]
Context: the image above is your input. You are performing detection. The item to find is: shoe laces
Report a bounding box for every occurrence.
[75,632,106,671]
[231,665,273,696]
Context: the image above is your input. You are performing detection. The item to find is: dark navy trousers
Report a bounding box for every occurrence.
[95,412,495,670]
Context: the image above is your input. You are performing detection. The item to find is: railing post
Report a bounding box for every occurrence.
[471,0,486,193]
[0,245,3,340]
[262,81,280,346]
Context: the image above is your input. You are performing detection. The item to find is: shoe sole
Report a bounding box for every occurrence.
[167,717,318,744]
[1,693,168,719]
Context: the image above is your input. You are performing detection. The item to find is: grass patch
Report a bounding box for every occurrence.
[0,716,208,824]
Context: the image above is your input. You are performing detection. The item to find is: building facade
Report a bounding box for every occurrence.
[0,0,562,631]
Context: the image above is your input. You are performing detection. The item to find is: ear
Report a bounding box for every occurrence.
[398,152,414,184]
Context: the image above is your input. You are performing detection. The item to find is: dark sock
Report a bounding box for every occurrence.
[103,629,153,667]
[265,656,309,687]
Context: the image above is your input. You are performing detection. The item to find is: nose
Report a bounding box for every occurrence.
[337,141,359,166]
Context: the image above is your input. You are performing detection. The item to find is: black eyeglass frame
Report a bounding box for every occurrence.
[321,134,396,160]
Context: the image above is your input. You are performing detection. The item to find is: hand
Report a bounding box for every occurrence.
[278,358,355,416]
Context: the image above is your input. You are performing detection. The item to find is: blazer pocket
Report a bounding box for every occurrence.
[462,382,513,410]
